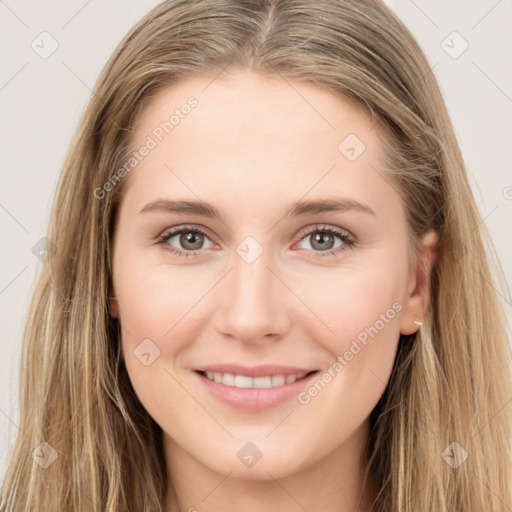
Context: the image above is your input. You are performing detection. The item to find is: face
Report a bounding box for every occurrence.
[109,69,436,481]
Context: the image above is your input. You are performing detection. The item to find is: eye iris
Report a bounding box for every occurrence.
[181,231,203,250]
[311,232,334,251]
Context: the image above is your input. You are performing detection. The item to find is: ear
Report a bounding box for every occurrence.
[108,283,119,318]
[400,230,438,335]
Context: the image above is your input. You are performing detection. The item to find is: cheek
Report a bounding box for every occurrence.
[115,266,205,433]
[293,261,406,354]
[288,256,406,415]
[290,290,402,459]
[113,257,204,391]
[113,253,208,340]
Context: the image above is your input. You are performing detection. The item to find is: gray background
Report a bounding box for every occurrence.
[1,0,511,480]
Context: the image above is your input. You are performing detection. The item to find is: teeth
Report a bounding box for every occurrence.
[234,375,253,388]
[253,376,272,388]
[222,373,235,386]
[203,371,310,388]
[271,374,285,386]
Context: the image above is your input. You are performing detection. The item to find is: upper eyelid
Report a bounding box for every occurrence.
[301,224,352,237]
[159,224,214,242]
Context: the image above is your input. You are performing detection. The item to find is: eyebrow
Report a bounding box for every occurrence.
[139,197,376,219]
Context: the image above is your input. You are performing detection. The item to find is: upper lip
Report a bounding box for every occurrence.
[195,364,318,378]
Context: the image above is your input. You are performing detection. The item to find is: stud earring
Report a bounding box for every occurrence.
[413,320,423,327]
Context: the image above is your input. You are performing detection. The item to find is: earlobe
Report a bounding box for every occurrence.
[399,230,438,335]
[109,297,119,318]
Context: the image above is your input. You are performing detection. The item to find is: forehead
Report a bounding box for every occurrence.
[121,69,400,220]
[133,69,376,154]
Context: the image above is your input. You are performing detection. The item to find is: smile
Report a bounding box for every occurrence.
[200,370,313,388]
[193,367,320,411]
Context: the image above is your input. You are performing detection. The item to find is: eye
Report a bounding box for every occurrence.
[295,224,355,257]
[156,225,215,258]
[156,223,355,259]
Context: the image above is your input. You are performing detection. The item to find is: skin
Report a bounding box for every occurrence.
[109,68,437,512]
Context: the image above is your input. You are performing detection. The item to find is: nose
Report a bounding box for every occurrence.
[213,247,291,344]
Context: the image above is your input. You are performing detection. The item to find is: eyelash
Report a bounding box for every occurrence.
[156,224,355,259]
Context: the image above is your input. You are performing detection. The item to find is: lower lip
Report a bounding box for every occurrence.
[193,370,318,411]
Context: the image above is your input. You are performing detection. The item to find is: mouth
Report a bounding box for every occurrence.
[193,368,320,411]
[195,369,318,388]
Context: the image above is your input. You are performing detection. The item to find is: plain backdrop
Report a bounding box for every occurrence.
[1,0,511,481]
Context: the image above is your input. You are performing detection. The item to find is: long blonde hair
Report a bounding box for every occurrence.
[2,0,511,510]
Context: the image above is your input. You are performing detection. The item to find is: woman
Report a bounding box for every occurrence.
[1,0,511,510]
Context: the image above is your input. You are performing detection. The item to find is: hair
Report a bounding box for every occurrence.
[1,0,511,510]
